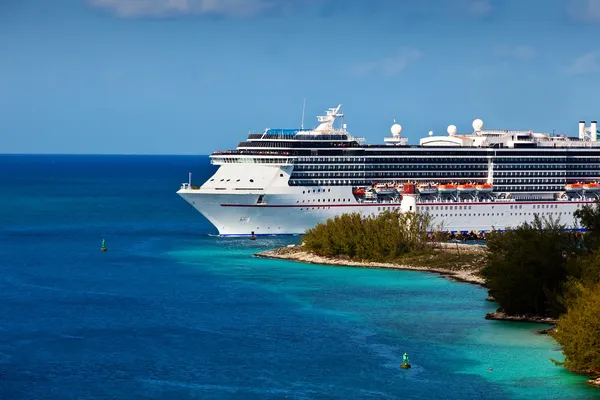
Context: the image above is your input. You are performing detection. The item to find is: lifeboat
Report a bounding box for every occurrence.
[374,183,397,195]
[365,188,378,200]
[583,183,600,192]
[565,183,583,192]
[438,184,457,194]
[352,188,366,196]
[418,183,438,195]
[476,183,493,193]
[457,183,475,193]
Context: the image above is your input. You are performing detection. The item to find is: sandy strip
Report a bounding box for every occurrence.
[255,246,486,286]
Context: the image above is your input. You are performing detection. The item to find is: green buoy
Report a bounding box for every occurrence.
[400,352,411,369]
[101,239,107,252]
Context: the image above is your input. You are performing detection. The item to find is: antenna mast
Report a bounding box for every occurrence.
[301,98,306,129]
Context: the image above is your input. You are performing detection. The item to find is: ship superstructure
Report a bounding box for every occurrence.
[177,105,600,235]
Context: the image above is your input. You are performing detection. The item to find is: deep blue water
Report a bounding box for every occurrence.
[0,155,597,399]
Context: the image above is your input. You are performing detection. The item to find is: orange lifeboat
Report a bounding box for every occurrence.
[583,182,600,192]
[476,183,493,193]
[438,184,457,194]
[565,183,583,192]
[352,188,366,196]
[457,183,475,193]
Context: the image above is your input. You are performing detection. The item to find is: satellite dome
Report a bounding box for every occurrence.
[428,130,434,137]
[391,123,402,136]
[447,125,457,136]
[472,118,484,132]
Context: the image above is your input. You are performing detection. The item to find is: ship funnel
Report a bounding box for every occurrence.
[592,121,598,142]
[579,121,586,140]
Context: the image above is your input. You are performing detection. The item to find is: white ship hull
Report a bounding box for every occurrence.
[178,179,590,236]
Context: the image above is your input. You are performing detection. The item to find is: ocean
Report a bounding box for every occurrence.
[0,154,596,399]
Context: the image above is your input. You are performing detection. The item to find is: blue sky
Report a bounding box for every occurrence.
[1,0,600,154]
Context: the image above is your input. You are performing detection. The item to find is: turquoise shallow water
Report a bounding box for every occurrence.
[169,237,596,400]
[0,155,597,399]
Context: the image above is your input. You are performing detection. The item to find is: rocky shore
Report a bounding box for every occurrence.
[588,377,600,388]
[255,244,486,286]
[484,311,557,325]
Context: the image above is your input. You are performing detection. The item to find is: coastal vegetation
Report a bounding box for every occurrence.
[552,281,600,376]
[302,211,431,260]
[482,204,600,379]
[301,210,484,271]
[482,215,580,318]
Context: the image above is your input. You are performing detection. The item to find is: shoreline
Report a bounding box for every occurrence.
[255,244,559,325]
[255,244,486,286]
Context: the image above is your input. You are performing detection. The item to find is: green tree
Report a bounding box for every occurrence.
[574,201,600,251]
[482,215,581,317]
[551,281,600,376]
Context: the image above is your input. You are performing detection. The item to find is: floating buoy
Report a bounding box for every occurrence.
[101,239,107,252]
[250,231,256,241]
[400,352,411,369]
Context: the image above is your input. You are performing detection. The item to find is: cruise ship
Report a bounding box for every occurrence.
[177,105,600,236]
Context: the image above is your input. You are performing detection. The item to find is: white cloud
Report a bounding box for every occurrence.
[566,51,600,75]
[467,0,493,17]
[87,0,303,18]
[348,48,422,78]
[567,0,600,23]
[493,45,538,61]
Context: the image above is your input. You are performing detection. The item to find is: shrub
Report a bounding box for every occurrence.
[302,211,432,261]
[552,281,600,376]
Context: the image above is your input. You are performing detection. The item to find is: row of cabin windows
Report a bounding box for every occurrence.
[291,166,599,175]
[295,156,491,162]
[293,163,600,171]
[495,157,600,162]
[210,178,254,183]
[302,188,331,194]
[422,204,559,211]
[294,164,489,171]
[239,141,359,148]
[296,156,600,163]
[496,172,565,177]
[289,181,581,191]
[296,208,575,217]
[495,164,600,170]
[297,198,353,203]
[212,157,290,164]
[430,211,573,217]
[291,172,489,179]
[496,179,563,184]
